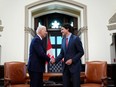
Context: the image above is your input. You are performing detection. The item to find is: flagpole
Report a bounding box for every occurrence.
[46,37,54,73]
[45,63,48,73]
[45,36,48,73]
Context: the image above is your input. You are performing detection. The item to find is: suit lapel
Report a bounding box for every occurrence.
[37,35,46,52]
[62,38,66,53]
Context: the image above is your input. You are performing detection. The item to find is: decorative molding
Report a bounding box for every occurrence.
[78,26,88,36]
[24,27,35,63]
[107,23,116,30]
[77,26,89,62]
[25,27,35,36]
[108,13,116,64]
[0,45,2,65]
[0,26,3,32]
[109,13,116,24]
[0,20,3,32]
[107,13,116,30]
[0,20,1,25]
[25,0,88,63]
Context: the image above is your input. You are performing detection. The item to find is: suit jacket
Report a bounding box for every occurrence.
[27,35,50,72]
[56,34,84,73]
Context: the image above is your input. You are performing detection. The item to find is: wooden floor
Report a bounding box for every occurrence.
[0,80,115,87]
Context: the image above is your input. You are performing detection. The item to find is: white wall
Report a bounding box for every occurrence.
[0,0,116,64]
[0,0,34,64]
[0,0,39,64]
[74,0,116,63]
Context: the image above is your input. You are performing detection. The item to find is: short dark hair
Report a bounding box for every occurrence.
[62,23,74,33]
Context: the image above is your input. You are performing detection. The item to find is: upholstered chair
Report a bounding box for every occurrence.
[81,61,107,87]
[4,61,30,87]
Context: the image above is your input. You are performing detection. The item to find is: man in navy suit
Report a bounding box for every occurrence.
[51,23,84,87]
[27,26,50,87]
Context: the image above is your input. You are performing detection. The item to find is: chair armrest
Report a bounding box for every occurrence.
[26,73,30,84]
[80,72,86,83]
[101,77,107,87]
[80,74,86,80]
[4,77,11,87]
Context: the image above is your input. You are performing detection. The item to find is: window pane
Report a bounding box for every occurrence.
[70,21,73,27]
[57,48,61,56]
[57,36,62,44]
[50,36,55,44]
[38,22,42,27]
[52,49,55,58]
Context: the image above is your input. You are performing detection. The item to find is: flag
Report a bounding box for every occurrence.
[45,38,54,72]
[47,38,54,59]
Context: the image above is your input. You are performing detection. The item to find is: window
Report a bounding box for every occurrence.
[70,21,73,27]
[51,20,60,28]
[38,22,42,27]
[49,31,62,58]
[34,13,78,58]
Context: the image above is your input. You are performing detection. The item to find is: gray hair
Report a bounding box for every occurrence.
[36,26,46,34]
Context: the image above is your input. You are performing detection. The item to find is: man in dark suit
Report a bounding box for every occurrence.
[51,23,84,87]
[27,26,50,87]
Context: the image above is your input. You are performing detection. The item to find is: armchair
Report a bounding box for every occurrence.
[81,61,107,87]
[4,61,30,87]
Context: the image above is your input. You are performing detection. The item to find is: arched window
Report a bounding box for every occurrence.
[34,13,78,58]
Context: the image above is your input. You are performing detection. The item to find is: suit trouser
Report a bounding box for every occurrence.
[28,70,43,87]
[63,66,80,87]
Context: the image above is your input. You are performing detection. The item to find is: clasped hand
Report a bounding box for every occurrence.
[50,58,55,64]
[50,58,72,65]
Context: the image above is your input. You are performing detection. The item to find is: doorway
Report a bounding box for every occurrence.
[25,0,88,63]
[34,13,78,58]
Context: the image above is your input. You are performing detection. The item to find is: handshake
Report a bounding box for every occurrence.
[50,58,72,65]
[50,58,55,64]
